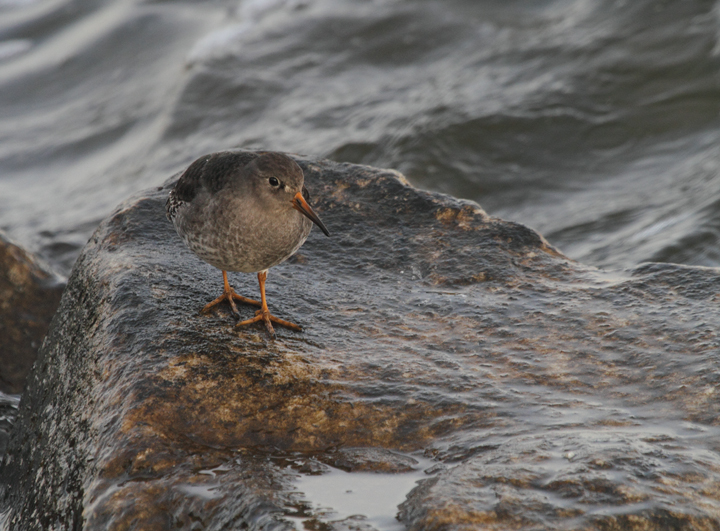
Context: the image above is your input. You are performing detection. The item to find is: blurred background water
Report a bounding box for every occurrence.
[1,0,719,278]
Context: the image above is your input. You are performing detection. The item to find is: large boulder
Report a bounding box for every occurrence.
[0,232,64,394]
[1,154,719,530]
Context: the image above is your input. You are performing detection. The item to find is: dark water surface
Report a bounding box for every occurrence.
[1,0,719,528]
[1,0,719,275]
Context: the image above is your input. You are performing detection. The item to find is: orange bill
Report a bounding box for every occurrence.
[292,192,330,236]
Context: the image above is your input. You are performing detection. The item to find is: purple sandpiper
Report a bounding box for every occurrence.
[166,151,329,336]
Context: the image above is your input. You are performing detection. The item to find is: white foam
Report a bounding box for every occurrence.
[0,39,32,61]
[186,0,309,64]
[186,24,250,65]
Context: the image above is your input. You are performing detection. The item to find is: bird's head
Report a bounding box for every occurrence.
[246,152,330,237]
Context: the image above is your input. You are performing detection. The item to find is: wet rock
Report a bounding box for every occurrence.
[1,153,720,530]
[323,447,419,473]
[0,231,64,394]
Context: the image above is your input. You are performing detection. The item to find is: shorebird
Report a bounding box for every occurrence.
[166,151,329,336]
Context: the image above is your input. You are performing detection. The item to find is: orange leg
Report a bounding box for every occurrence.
[235,271,302,335]
[201,270,261,319]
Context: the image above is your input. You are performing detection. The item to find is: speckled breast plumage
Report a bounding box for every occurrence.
[165,151,313,274]
[168,186,312,273]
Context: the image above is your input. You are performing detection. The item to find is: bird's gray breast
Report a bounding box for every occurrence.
[172,189,312,273]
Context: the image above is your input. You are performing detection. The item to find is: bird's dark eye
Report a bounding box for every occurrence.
[269,177,280,187]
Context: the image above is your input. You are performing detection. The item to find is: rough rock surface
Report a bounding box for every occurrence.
[1,154,719,530]
[0,231,64,394]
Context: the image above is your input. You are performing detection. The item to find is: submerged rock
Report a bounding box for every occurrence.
[1,154,719,530]
[0,231,64,394]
